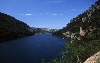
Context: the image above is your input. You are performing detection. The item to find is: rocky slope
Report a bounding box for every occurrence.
[53,0,100,38]
[52,0,100,63]
[84,51,100,63]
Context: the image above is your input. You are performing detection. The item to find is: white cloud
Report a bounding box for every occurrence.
[21,14,24,15]
[46,13,49,15]
[46,13,51,15]
[52,14,58,16]
[63,4,68,6]
[68,8,85,12]
[46,2,51,3]
[39,13,44,15]
[20,13,34,16]
[79,9,84,10]
[59,14,63,15]
[46,1,62,4]
[25,14,32,16]
[53,1,61,3]
[71,7,73,8]
[69,9,78,11]
[62,19,67,20]
[66,12,68,13]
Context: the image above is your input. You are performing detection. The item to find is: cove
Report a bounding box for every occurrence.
[0,34,68,63]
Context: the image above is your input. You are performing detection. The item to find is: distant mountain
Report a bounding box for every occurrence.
[31,27,58,34]
[0,12,35,42]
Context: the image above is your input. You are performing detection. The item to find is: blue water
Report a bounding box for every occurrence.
[0,34,68,63]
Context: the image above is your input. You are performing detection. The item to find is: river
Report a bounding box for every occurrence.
[0,34,68,63]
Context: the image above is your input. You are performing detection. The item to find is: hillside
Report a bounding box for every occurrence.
[31,27,58,34]
[51,0,100,63]
[52,0,100,38]
[0,12,35,42]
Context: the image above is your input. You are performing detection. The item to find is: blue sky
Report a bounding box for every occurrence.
[0,0,98,29]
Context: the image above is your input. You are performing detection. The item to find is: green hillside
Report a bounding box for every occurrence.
[51,0,100,63]
[0,12,35,42]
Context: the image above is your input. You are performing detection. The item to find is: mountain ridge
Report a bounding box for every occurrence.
[31,27,58,34]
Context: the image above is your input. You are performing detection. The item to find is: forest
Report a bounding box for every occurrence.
[0,12,35,43]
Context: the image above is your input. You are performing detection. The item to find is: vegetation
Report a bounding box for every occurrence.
[52,0,100,35]
[51,35,100,63]
[0,0,100,62]
[0,12,35,43]
[51,0,100,63]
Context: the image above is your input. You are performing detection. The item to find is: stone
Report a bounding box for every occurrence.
[80,27,85,36]
[84,51,100,63]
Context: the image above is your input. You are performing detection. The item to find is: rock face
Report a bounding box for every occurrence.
[63,31,70,37]
[80,27,85,36]
[84,51,100,63]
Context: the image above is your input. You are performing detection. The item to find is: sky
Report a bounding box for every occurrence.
[0,0,98,29]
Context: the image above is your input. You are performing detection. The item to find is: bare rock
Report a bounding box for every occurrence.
[84,51,100,63]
